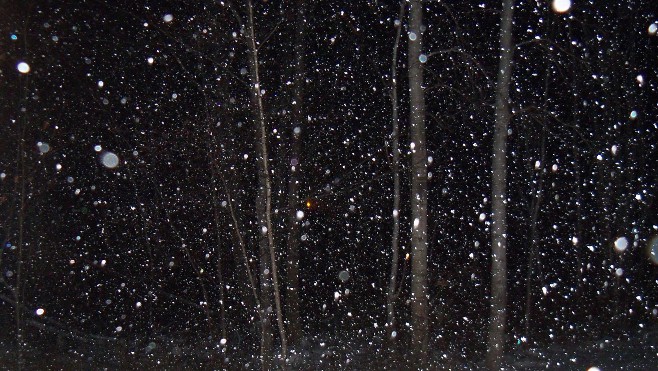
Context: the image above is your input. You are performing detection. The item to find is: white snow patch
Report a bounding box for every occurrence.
[649,23,658,36]
[637,75,645,86]
[17,61,30,74]
[37,142,50,154]
[552,0,571,13]
[648,236,658,265]
[101,152,119,168]
[614,237,628,253]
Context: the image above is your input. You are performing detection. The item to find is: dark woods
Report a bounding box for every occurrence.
[1,0,657,369]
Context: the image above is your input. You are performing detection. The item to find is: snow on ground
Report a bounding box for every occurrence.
[504,323,658,370]
[1,322,656,369]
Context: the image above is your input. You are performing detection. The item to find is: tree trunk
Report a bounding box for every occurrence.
[487,0,514,369]
[285,0,306,348]
[386,0,405,344]
[245,1,288,367]
[15,127,27,371]
[13,55,31,371]
[524,128,545,343]
[210,168,228,343]
[407,0,429,367]
[258,223,274,370]
[524,16,551,340]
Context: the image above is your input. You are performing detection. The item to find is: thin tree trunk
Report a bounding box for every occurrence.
[220,174,261,313]
[245,1,288,367]
[14,53,31,371]
[210,169,228,342]
[285,0,306,348]
[386,0,405,344]
[258,223,274,370]
[209,129,259,323]
[524,128,545,342]
[407,0,429,367]
[15,129,27,371]
[220,171,270,365]
[487,0,514,368]
[573,161,583,278]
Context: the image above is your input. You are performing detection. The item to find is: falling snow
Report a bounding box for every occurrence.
[1,1,656,369]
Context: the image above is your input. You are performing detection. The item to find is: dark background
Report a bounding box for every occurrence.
[1,0,657,368]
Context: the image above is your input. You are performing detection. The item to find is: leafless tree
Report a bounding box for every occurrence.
[487,0,514,368]
[285,0,306,348]
[407,0,429,367]
[386,0,405,344]
[243,0,288,368]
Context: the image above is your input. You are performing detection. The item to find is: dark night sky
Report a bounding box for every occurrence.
[1,0,658,368]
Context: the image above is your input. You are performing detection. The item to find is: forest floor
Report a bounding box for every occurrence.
[285,321,658,370]
[1,321,657,370]
[502,322,658,370]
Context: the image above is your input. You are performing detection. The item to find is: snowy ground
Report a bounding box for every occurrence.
[1,322,657,369]
[503,323,658,370]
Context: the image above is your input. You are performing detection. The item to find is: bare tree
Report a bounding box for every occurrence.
[285,0,306,348]
[13,92,28,371]
[487,0,514,368]
[386,0,405,344]
[244,0,288,368]
[407,0,429,367]
[523,126,546,342]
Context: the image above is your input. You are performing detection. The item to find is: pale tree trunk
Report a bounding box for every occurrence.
[487,0,514,369]
[286,0,306,348]
[245,1,288,368]
[386,0,405,344]
[258,216,274,370]
[407,0,429,367]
